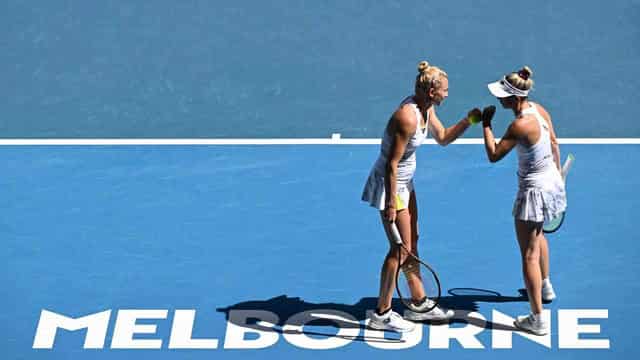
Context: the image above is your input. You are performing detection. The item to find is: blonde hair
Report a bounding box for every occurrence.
[505,66,534,92]
[415,60,447,92]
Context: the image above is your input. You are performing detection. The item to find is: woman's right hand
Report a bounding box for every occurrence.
[385,206,397,223]
[482,105,496,127]
[467,108,482,124]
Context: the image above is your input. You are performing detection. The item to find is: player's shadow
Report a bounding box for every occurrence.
[216,288,527,342]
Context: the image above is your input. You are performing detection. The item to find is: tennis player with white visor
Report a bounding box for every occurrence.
[482,66,567,335]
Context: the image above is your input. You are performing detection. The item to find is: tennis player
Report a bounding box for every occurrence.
[482,66,566,335]
[362,60,480,332]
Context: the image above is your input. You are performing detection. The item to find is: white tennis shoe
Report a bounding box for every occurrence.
[369,310,416,333]
[514,313,549,336]
[404,299,454,322]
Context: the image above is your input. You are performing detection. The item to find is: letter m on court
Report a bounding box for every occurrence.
[33,309,111,349]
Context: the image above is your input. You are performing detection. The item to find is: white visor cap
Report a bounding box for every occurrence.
[487,77,529,98]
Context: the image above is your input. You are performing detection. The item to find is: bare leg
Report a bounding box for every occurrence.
[515,219,544,314]
[376,205,425,312]
[406,190,425,302]
[408,190,420,258]
[539,235,550,281]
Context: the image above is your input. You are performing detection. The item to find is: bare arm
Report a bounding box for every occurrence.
[383,106,415,222]
[427,107,480,146]
[536,104,561,171]
[483,120,520,163]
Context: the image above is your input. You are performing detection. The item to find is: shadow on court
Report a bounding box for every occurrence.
[517,288,553,304]
[215,288,527,341]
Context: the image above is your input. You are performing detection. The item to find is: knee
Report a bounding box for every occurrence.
[523,249,540,264]
[384,248,400,263]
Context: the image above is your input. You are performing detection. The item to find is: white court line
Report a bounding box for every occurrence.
[0,137,639,145]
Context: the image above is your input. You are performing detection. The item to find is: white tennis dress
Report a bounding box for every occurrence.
[512,103,567,222]
[362,96,429,210]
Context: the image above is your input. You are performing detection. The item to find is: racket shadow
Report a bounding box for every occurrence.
[440,287,528,312]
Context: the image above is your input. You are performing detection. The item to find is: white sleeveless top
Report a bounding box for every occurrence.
[372,96,429,183]
[516,103,560,188]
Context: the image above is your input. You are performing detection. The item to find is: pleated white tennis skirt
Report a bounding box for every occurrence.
[361,171,414,211]
[513,169,567,223]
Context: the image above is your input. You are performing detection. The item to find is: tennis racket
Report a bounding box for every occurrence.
[389,222,441,313]
[542,153,574,233]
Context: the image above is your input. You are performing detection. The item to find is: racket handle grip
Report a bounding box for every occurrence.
[561,153,574,181]
[390,222,403,245]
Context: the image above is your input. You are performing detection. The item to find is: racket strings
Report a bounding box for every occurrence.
[397,248,428,303]
[401,257,423,278]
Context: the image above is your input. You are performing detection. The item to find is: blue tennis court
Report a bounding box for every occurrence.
[1,144,638,359]
[2,0,640,359]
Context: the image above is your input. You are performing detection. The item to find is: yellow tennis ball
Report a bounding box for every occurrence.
[468,114,481,124]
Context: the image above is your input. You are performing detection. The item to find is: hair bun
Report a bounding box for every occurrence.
[518,66,533,80]
[417,61,430,73]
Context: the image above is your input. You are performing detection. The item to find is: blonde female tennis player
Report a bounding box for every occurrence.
[482,66,566,335]
[362,60,481,332]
